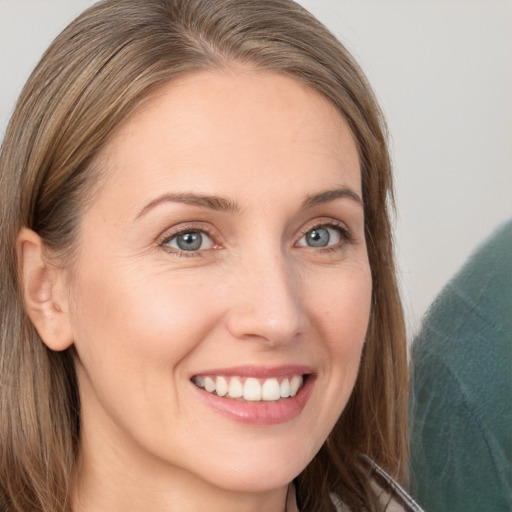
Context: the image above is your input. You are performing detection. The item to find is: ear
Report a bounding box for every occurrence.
[17,228,74,351]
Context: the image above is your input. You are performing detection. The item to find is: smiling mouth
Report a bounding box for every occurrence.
[191,374,305,402]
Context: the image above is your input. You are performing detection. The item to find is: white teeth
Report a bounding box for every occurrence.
[204,376,215,393]
[280,378,290,398]
[262,378,280,401]
[228,377,243,398]
[243,378,262,401]
[289,375,303,397]
[215,376,228,397]
[193,374,305,401]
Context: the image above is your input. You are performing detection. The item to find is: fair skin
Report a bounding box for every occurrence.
[19,70,372,512]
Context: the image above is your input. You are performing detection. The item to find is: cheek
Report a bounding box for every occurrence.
[312,263,372,351]
[69,263,221,386]
[67,269,224,435]
[309,262,372,408]
[68,264,225,453]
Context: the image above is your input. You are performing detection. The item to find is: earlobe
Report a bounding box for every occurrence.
[17,228,74,351]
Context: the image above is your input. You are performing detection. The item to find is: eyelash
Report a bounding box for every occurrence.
[158,220,353,258]
[158,224,217,258]
[296,220,353,252]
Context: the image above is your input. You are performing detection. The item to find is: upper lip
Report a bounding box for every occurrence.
[190,364,315,379]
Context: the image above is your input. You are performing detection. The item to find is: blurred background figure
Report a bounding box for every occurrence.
[410,219,512,511]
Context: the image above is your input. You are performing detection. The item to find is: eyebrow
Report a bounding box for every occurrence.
[135,192,241,219]
[302,187,363,208]
[135,186,362,220]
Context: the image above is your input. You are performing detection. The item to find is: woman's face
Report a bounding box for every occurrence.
[67,70,372,495]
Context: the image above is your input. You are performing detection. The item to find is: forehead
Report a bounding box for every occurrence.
[94,70,361,215]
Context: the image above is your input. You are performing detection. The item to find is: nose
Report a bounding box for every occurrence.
[225,251,308,347]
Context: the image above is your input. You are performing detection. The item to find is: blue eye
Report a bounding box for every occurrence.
[162,230,214,252]
[297,225,343,248]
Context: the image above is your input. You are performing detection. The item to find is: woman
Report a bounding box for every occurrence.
[0,1,420,510]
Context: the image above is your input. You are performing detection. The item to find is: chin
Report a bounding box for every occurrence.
[186,436,319,493]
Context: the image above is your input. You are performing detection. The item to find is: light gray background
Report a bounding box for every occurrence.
[1,0,511,338]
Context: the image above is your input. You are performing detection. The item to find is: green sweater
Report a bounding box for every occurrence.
[409,219,512,512]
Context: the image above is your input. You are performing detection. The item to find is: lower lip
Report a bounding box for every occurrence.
[193,376,315,425]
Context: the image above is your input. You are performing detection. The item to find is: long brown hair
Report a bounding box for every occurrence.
[0,1,407,510]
